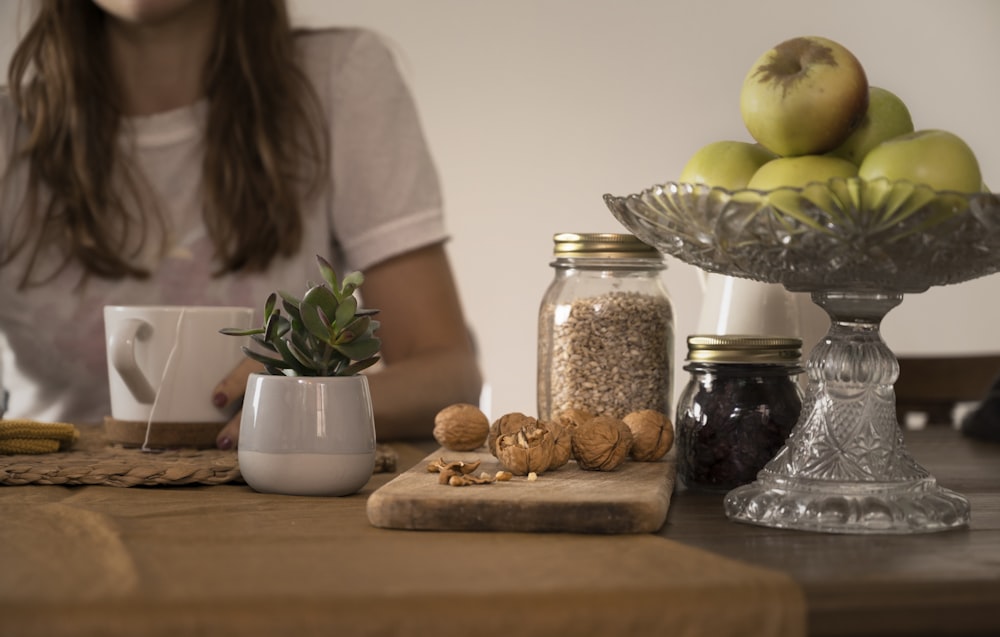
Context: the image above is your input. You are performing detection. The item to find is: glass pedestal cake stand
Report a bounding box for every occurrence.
[605,178,1000,534]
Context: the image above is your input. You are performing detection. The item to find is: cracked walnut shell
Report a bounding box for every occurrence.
[551,408,593,461]
[433,403,490,451]
[571,415,633,471]
[487,412,536,456]
[623,409,674,461]
[495,426,555,476]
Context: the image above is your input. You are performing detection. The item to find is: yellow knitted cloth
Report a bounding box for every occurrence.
[0,420,80,454]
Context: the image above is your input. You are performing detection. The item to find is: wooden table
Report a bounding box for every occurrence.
[661,427,1000,637]
[1,426,996,637]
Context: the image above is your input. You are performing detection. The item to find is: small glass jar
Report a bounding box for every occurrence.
[537,233,674,422]
[676,335,803,492]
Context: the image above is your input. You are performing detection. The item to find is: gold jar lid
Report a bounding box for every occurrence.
[552,233,660,259]
[686,335,802,364]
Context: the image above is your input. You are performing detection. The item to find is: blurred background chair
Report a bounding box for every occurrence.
[895,354,1000,428]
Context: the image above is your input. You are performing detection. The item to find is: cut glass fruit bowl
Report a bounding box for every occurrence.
[605,178,1000,534]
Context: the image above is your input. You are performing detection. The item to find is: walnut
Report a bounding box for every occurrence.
[544,419,573,470]
[571,415,633,471]
[551,408,592,461]
[433,403,490,451]
[495,426,555,476]
[553,408,594,429]
[623,409,674,462]
[487,412,536,456]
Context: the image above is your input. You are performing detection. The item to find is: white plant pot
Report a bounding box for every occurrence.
[238,373,376,496]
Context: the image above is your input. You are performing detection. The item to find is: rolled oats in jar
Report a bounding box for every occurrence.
[537,233,674,422]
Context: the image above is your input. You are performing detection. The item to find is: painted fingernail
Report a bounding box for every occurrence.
[212,392,228,408]
[217,436,233,451]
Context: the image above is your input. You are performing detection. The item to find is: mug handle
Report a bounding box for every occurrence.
[109,318,157,404]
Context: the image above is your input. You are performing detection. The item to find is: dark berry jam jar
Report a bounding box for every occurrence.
[676,335,803,492]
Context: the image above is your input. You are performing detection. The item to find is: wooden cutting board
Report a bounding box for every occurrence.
[366,447,676,534]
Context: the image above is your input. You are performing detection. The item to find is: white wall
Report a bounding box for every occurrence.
[3,0,999,420]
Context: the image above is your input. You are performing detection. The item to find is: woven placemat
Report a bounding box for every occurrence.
[0,425,398,487]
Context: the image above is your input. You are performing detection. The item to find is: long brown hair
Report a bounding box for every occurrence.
[4,0,329,286]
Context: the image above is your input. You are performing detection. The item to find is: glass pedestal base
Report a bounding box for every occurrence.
[725,475,970,534]
[723,291,971,534]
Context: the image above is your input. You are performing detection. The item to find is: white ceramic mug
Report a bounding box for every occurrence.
[104,305,254,424]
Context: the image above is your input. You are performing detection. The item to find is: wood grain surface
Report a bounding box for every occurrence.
[660,427,1000,637]
[366,447,676,534]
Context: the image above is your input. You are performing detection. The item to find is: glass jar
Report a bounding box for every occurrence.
[537,232,674,422]
[676,335,803,492]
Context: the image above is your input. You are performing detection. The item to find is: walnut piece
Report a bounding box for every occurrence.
[427,457,482,484]
[623,409,674,462]
[433,403,490,451]
[571,415,633,471]
[448,471,498,486]
[495,426,555,476]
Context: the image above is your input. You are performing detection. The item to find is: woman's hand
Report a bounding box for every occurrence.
[212,358,264,450]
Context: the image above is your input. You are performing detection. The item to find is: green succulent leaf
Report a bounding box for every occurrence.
[303,284,339,320]
[338,315,371,344]
[290,329,313,357]
[286,338,318,370]
[334,337,381,361]
[250,334,279,353]
[300,298,335,344]
[241,347,290,371]
[316,255,338,292]
[263,292,277,321]
[279,292,303,325]
[219,326,264,337]
[272,336,314,376]
[340,271,364,299]
[221,256,381,377]
[263,310,284,343]
[334,295,358,331]
[341,356,381,376]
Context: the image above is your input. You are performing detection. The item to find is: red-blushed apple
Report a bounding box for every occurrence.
[858,129,983,193]
[747,155,858,190]
[829,86,914,165]
[740,36,869,157]
[679,141,778,190]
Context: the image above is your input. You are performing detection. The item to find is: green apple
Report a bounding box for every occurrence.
[678,140,778,190]
[747,155,858,190]
[858,129,982,193]
[828,86,914,165]
[740,36,869,157]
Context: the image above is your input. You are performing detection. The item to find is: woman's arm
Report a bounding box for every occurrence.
[361,242,483,440]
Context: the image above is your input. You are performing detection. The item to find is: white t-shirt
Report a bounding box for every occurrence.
[0,28,447,423]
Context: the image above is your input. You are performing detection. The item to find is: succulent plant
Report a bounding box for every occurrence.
[221,255,381,377]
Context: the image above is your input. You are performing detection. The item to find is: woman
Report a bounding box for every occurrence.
[0,0,482,447]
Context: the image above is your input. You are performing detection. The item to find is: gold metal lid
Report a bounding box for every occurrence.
[686,335,802,364]
[552,233,660,259]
